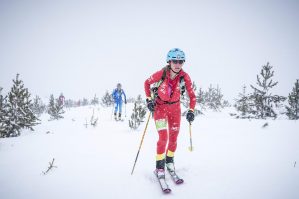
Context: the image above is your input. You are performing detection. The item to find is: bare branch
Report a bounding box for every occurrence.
[42,158,57,175]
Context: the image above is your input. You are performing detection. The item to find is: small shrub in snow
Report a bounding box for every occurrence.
[90,109,98,127]
[31,95,46,117]
[101,90,114,107]
[129,95,146,130]
[48,94,65,120]
[234,85,254,119]
[195,84,229,112]
[90,94,99,106]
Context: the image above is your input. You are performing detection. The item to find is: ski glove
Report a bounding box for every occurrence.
[125,99,127,104]
[146,98,155,112]
[186,110,195,123]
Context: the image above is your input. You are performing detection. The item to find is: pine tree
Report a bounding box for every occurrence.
[31,95,46,117]
[91,94,99,106]
[0,87,9,137]
[129,95,146,130]
[196,87,205,110]
[4,74,39,137]
[101,90,114,107]
[234,85,253,118]
[64,99,75,108]
[204,84,226,111]
[48,95,55,117]
[286,79,299,120]
[249,62,285,119]
[135,94,144,105]
[48,94,65,120]
[82,98,89,106]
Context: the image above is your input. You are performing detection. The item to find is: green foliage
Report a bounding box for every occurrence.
[286,79,299,120]
[1,74,39,137]
[129,95,147,130]
[48,94,65,120]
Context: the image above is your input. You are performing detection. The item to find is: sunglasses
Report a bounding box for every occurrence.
[171,60,185,64]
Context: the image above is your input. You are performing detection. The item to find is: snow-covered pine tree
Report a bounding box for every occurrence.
[82,98,89,106]
[135,94,144,105]
[249,62,285,119]
[64,99,76,108]
[5,74,39,137]
[285,79,299,120]
[47,95,55,116]
[234,85,253,118]
[2,91,21,137]
[91,94,99,106]
[196,87,205,110]
[0,87,9,137]
[101,90,114,107]
[129,95,146,130]
[31,95,46,117]
[204,84,226,111]
[48,94,65,120]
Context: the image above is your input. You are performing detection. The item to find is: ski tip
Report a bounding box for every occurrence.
[175,179,184,184]
[163,188,171,194]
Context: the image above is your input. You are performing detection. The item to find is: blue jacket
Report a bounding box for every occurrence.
[112,88,126,103]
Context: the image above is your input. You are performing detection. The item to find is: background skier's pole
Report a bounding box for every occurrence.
[131,112,151,175]
[188,122,193,152]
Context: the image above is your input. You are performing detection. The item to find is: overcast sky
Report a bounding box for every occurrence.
[0,0,298,102]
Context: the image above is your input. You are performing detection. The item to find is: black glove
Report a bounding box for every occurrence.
[186,110,195,123]
[146,98,155,112]
[125,100,127,104]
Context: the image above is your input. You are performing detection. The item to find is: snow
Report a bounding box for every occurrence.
[0,104,299,199]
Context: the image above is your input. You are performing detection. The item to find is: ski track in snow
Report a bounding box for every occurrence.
[0,104,299,199]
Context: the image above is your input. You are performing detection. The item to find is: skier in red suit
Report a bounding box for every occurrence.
[144,48,196,178]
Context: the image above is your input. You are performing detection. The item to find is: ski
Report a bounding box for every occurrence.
[154,171,171,194]
[166,164,184,184]
[114,118,124,122]
[167,169,184,184]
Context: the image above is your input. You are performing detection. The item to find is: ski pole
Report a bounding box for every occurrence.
[188,122,193,152]
[131,112,151,175]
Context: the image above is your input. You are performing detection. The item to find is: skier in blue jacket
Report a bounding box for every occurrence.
[112,83,127,120]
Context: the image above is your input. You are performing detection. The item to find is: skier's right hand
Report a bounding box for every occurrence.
[146,98,155,112]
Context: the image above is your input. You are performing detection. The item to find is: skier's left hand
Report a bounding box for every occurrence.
[146,98,155,112]
[186,110,195,123]
[125,100,127,104]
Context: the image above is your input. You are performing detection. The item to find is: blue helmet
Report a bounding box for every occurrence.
[166,48,185,62]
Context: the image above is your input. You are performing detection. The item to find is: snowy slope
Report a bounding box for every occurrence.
[0,104,298,199]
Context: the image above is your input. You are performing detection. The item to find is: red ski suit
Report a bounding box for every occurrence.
[144,67,196,156]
